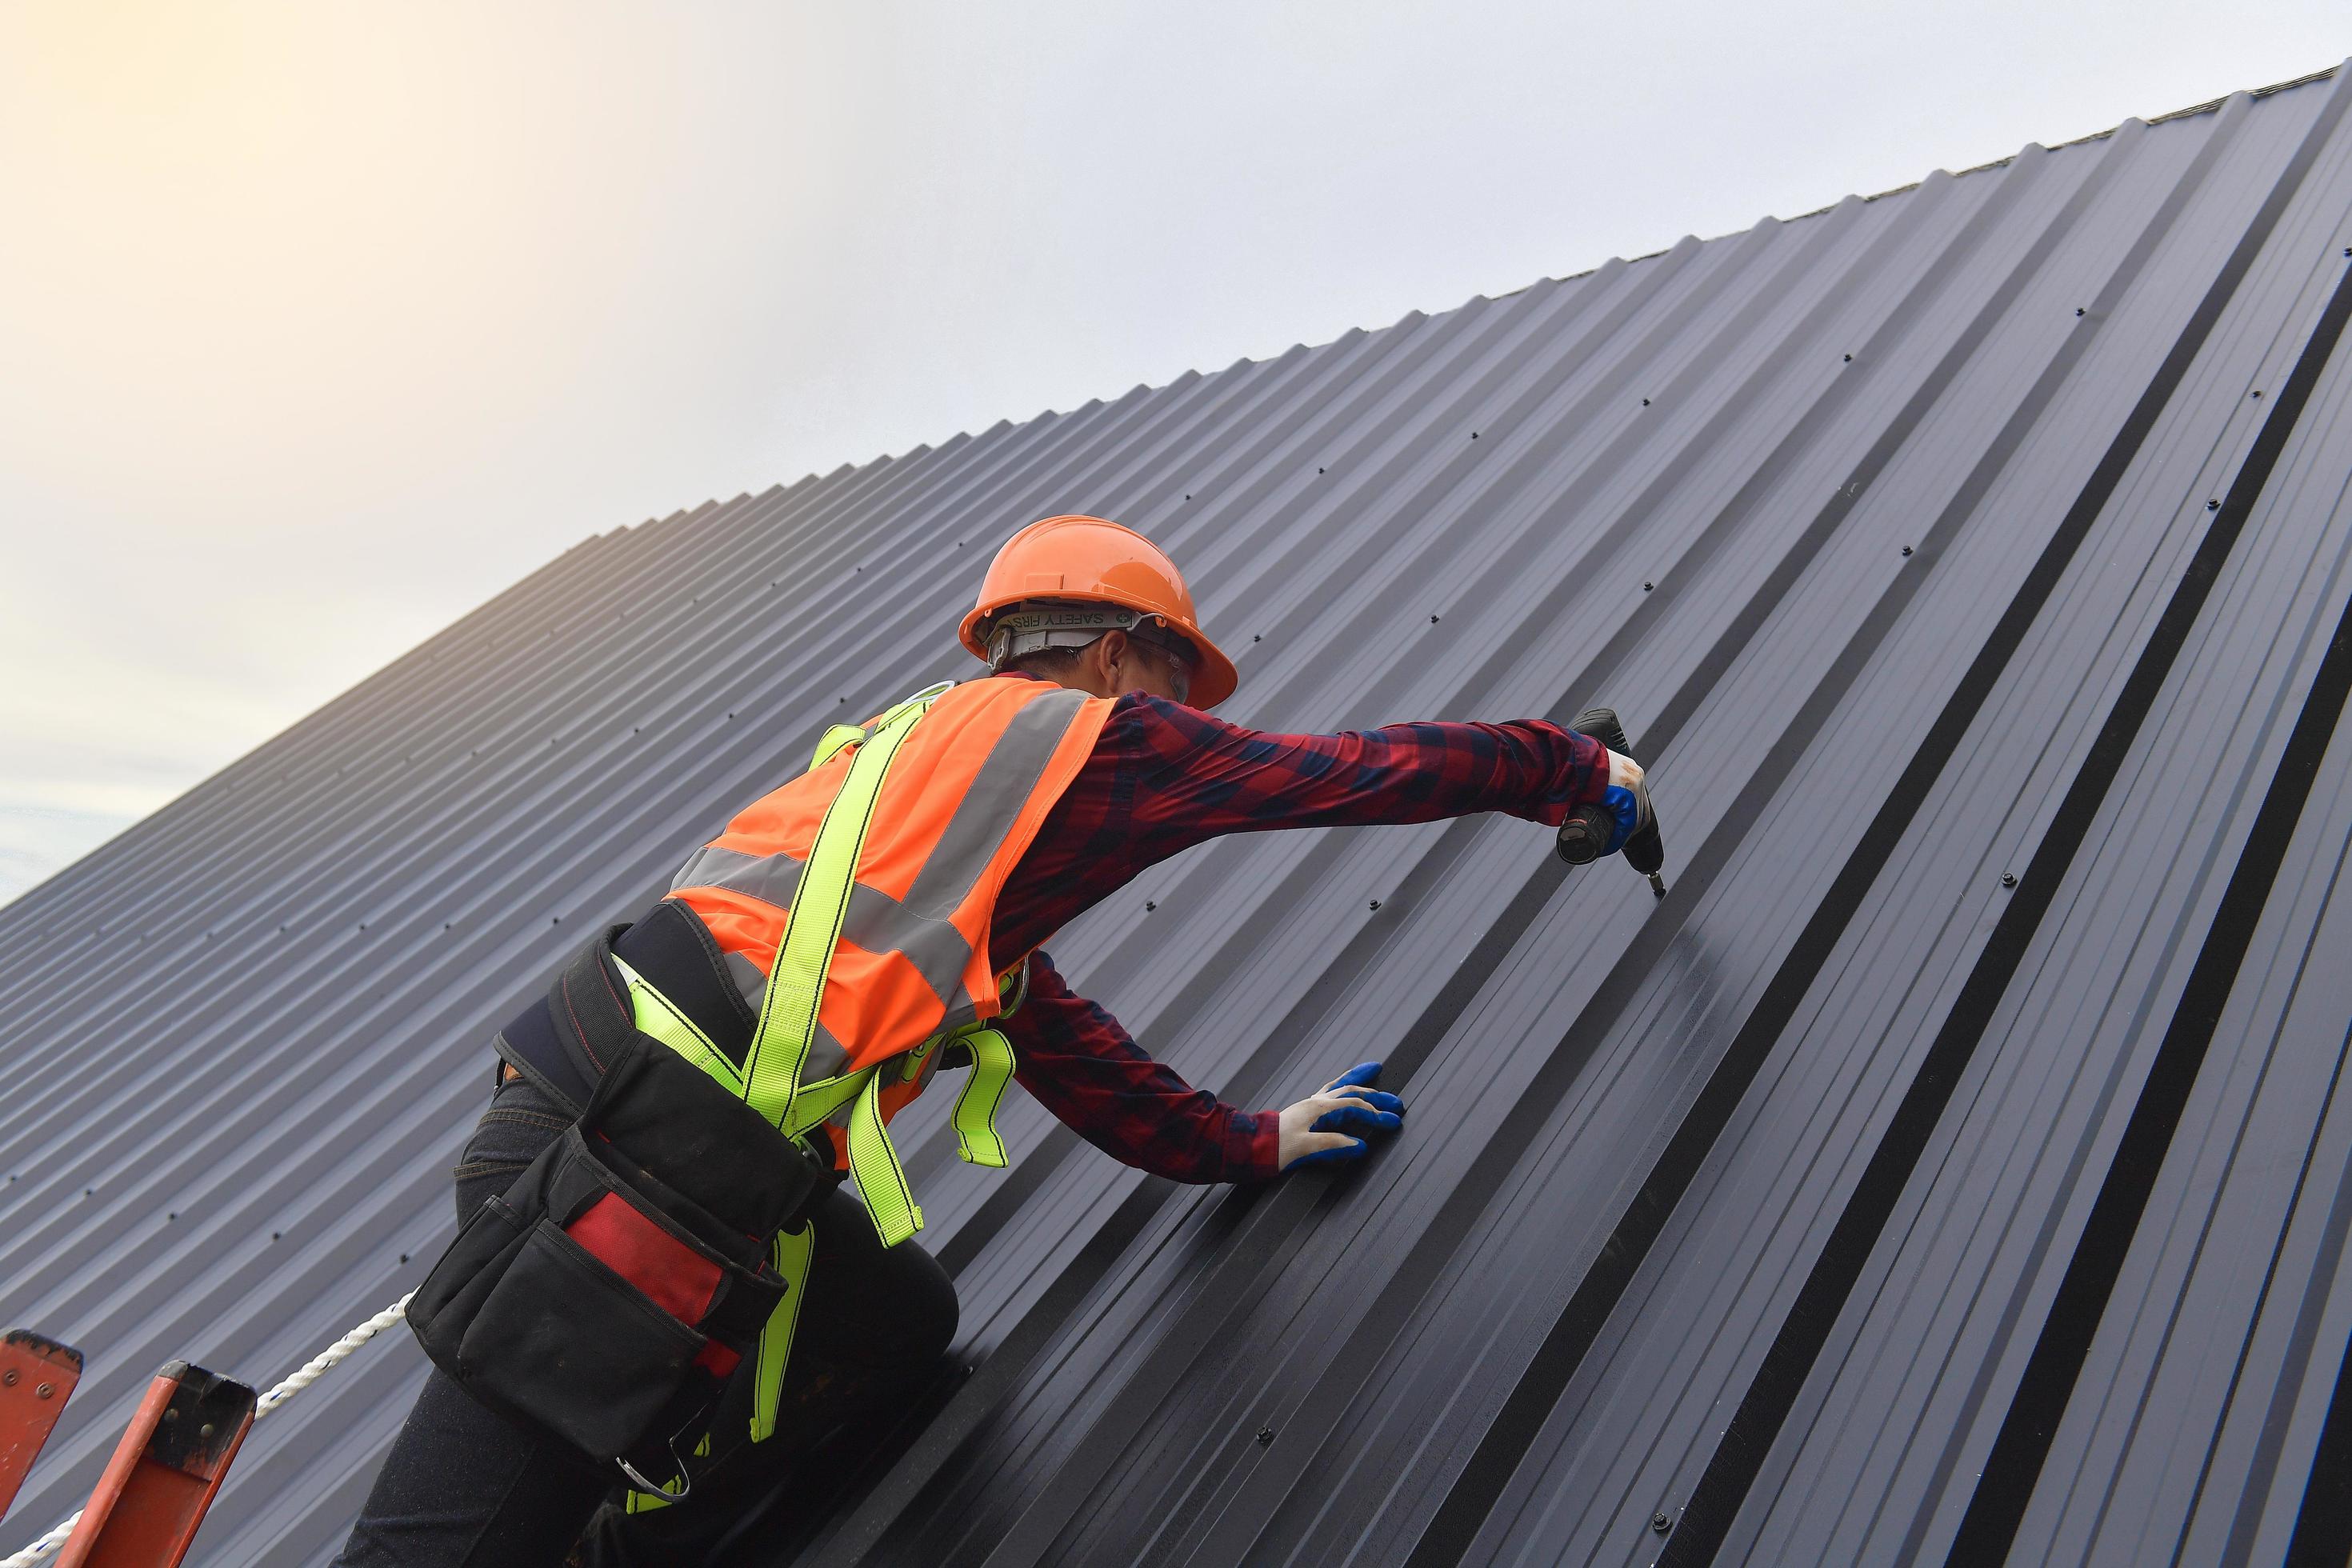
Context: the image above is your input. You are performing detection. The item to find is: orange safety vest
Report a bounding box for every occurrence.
[662,677,1112,1165]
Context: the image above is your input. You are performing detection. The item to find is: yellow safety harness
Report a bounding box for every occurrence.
[618,683,1022,1504]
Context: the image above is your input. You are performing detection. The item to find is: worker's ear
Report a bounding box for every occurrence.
[1058,631,1119,699]
[1086,630,1132,697]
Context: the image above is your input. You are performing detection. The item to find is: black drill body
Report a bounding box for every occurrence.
[1554,706,1668,898]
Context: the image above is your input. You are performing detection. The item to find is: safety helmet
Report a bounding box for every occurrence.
[959,514,1240,708]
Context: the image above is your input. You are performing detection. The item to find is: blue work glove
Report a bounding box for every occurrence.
[1600,752,1654,857]
[1278,1061,1406,1171]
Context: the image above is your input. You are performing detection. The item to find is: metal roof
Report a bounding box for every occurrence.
[6,62,2352,1568]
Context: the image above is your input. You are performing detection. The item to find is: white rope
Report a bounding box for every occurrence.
[0,1293,414,1568]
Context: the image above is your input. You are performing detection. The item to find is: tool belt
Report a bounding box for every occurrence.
[407,942,825,1494]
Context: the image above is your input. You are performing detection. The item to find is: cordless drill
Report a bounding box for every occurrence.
[1554,706,1668,898]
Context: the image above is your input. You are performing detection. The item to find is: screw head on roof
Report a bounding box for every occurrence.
[1185,493,1192,499]
[1368,899,1382,911]
[2252,390,2262,398]
[1901,546,1914,556]
[1652,1512,1672,1535]
[1430,614,1440,623]
[1843,354,1853,362]
[1470,431,1479,439]
[35,1384,54,1400]
[1257,1427,1276,1446]
[2002,873,2018,888]
[1641,398,1651,406]
[1145,901,1157,912]
[2,1370,15,1387]
[272,1231,282,1241]
[400,1253,410,1264]
[1643,582,1655,592]
[1318,467,1326,474]
[83,1188,92,1197]
[1253,634,1262,642]
[2076,307,2086,317]
[2207,499,2221,510]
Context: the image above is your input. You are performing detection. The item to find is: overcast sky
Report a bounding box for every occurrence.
[1,2,2343,902]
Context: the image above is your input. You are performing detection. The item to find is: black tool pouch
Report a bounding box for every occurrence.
[409,938,821,1490]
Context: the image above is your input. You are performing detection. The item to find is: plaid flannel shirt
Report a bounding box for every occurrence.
[984,672,1610,1183]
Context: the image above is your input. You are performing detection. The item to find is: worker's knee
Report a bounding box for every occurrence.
[806,1187,959,1369]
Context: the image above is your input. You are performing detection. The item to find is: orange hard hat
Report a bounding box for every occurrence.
[959,514,1240,708]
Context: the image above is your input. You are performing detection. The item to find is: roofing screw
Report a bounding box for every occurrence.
[1430,614,1440,623]
[168,1212,177,1220]
[1643,582,1655,592]
[198,1423,214,1438]
[1901,546,1914,556]
[272,1231,282,1241]
[1652,1512,1673,1535]
[1641,398,1651,406]
[163,1408,178,1422]
[1253,634,1262,642]
[34,1383,52,1400]
[2002,873,2018,888]
[1318,467,1326,474]
[1843,354,1853,362]
[1368,899,1382,911]
[399,1253,410,1264]
[1144,901,1157,911]
[2,1370,16,1386]
[2075,307,2086,317]
[2207,499,2221,510]
[1256,1427,1275,1446]
[1470,431,1479,439]
[1185,494,1192,500]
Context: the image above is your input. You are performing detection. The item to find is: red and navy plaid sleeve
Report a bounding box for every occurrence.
[986,674,1611,1180]
[1002,951,1280,1184]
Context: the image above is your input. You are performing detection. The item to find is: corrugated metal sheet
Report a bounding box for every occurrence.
[6,62,2352,1567]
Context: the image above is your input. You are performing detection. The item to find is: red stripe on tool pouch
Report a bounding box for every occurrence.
[566,1195,722,1325]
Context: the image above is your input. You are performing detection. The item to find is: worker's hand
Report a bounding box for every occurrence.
[1278,1061,1405,1171]
[1602,750,1654,857]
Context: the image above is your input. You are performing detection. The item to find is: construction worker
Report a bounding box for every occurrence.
[339,514,1648,1567]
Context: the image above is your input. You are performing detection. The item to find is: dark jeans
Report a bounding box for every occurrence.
[338,1077,958,1568]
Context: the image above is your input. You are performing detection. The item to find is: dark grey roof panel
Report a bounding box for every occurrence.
[4,64,2352,1568]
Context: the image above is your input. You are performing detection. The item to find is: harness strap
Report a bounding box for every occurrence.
[740,683,946,1129]
[750,1221,816,1443]
[950,1028,1016,1169]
